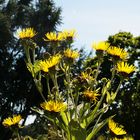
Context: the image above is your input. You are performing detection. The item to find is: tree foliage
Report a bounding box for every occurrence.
[107,32,140,139]
[0,0,61,139]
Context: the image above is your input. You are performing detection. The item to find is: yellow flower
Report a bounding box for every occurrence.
[80,71,94,82]
[116,61,136,76]
[2,115,22,127]
[64,48,79,59]
[108,119,127,135]
[107,47,128,60]
[92,41,110,51]
[62,29,76,40]
[110,136,134,140]
[38,61,49,73]
[18,28,37,39]
[83,89,100,102]
[40,100,67,112]
[43,32,64,42]
[39,54,61,72]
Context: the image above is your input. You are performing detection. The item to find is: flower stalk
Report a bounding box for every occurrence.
[13,28,136,140]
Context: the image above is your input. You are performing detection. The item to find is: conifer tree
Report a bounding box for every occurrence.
[0,0,61,139]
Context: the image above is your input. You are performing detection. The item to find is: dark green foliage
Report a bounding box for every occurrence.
[84,32,140,139]
[108,32,140,139]
[0,0,61,139]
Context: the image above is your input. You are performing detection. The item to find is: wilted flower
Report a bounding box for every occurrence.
[40,100,67,112]
[2,115,22,127]
[18,28,37,39]
[107,47,128,60]
[83,89,100,102]
[108,119,127,135]
[116,61,136,77]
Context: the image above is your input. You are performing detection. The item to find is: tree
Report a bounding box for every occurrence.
[0,0,61,139]
[107,32,140,139]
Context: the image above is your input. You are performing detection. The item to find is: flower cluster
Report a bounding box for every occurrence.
[92,41,136,79]
[5,28,135,140]
[43,30,75,42]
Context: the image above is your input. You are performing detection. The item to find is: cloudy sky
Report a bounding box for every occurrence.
[56,0,140,52]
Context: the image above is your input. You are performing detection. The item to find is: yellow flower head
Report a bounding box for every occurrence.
[108,119,127,135]
[43,32,64,42]
[80,71,94,82]
[62,29,76,40]
[40,100,67,112]
[39,54,61,72]
[2,115,22,127]
[116,61,136,77]
[83,89,100,102]
[92,41,110,51]
[110,136,134,140]
[18,28,37,39]
[107,47,128,60]
[64,48,79,59]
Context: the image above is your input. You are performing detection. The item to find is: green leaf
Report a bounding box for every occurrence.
[68,120,87,140]
[34,79,43,93]
[81,93,105,128]
[24,136,33,140]
[106,91,111,103]
[60,111,69,126]
[102,80,111,95]
[86,116,114,140]
[106,91,117,104]
[26,62,34,77]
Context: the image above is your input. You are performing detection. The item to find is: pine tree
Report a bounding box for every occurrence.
[0,0,61,139]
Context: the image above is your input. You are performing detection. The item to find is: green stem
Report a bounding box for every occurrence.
[38,88,46,101]
[115,80,122,94]
[46,77,51,98]
[17,132,21,140]
[32,48,35,63]
[110,65,116,83]
[94,60,102,84]
[24,47,31,63]
[92,113,103,131]
[80,101,87,122]
[67,66,75,104]
[65,65,76,121]
[54,72,59,96]
[34,78,46,101]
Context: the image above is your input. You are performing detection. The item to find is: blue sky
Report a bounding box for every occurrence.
[55,0,140,52]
